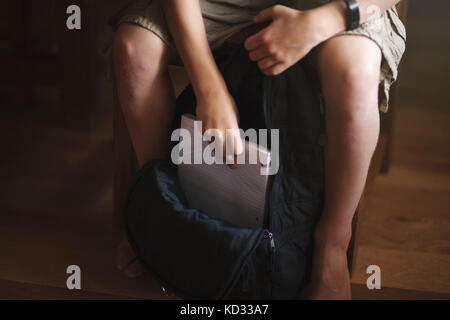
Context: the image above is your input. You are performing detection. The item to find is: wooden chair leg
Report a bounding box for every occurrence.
[381,1,408,173]
[347,210,359,275]
[380,82,398,174]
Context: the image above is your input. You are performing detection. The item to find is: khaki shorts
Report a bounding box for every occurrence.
[117,0,406,112]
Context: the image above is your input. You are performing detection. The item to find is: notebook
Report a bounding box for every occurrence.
[177,114,270,228]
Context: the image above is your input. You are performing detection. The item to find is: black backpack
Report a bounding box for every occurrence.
[124,45,326,299]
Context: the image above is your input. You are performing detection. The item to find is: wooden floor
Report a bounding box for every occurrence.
[0,2,449,299]
[350,1,450,299]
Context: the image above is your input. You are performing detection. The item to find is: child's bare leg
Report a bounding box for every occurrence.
[311,35,382,299]
[113,24,177,167]
[113,24,177,277]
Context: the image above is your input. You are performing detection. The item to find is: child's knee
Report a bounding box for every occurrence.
[324,69,379,125]
[113,25,138,67]
[336,62,379,105]
[317,37,382,122]
[318,36,380,85]
[113,24,167,74]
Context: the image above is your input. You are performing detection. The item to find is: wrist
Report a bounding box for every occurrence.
[310,1,347,42]
[193,76,228,102]
[195,83,228,104]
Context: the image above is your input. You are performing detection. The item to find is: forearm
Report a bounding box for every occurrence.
[313,0,402,43]
[162,0,226,97]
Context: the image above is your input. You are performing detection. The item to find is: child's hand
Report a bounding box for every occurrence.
[196,89,243,166]
[244,5,328,76]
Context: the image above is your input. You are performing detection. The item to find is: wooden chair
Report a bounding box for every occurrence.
[113,2,409,274]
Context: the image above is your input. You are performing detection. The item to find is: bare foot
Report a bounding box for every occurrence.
[116,236,145,278]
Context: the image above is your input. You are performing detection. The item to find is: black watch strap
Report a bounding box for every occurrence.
[344,0,360,31]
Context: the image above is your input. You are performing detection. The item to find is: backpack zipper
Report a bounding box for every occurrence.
[263,76,277,298]
[268,231,276,252]
[266,230,276,298]
[262,75,273,232]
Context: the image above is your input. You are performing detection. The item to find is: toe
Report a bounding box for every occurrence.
[116,237,136,271]
[124,259,146,278]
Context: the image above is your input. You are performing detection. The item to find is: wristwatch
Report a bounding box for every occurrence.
[343,0,360,31]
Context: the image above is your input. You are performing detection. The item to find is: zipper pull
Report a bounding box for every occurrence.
[268,232,275,252]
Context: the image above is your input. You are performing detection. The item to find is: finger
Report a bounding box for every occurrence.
[123,259,145,278]
[204,128,223,163]
[214,130,226,164]
[262,63,287,76]
[228,128,244,156]
[225,130,235,165]
[227,156,238,169]
[244,29,269,51]
[253,5,282,23]
[116,237,136,271]
[234,132,244,157]
[225,129,243,168]
[248,45,271,61]
[258,56,279,71]
[216,129,228,164]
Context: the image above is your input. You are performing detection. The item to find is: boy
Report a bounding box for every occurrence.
[113,0,406,299]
